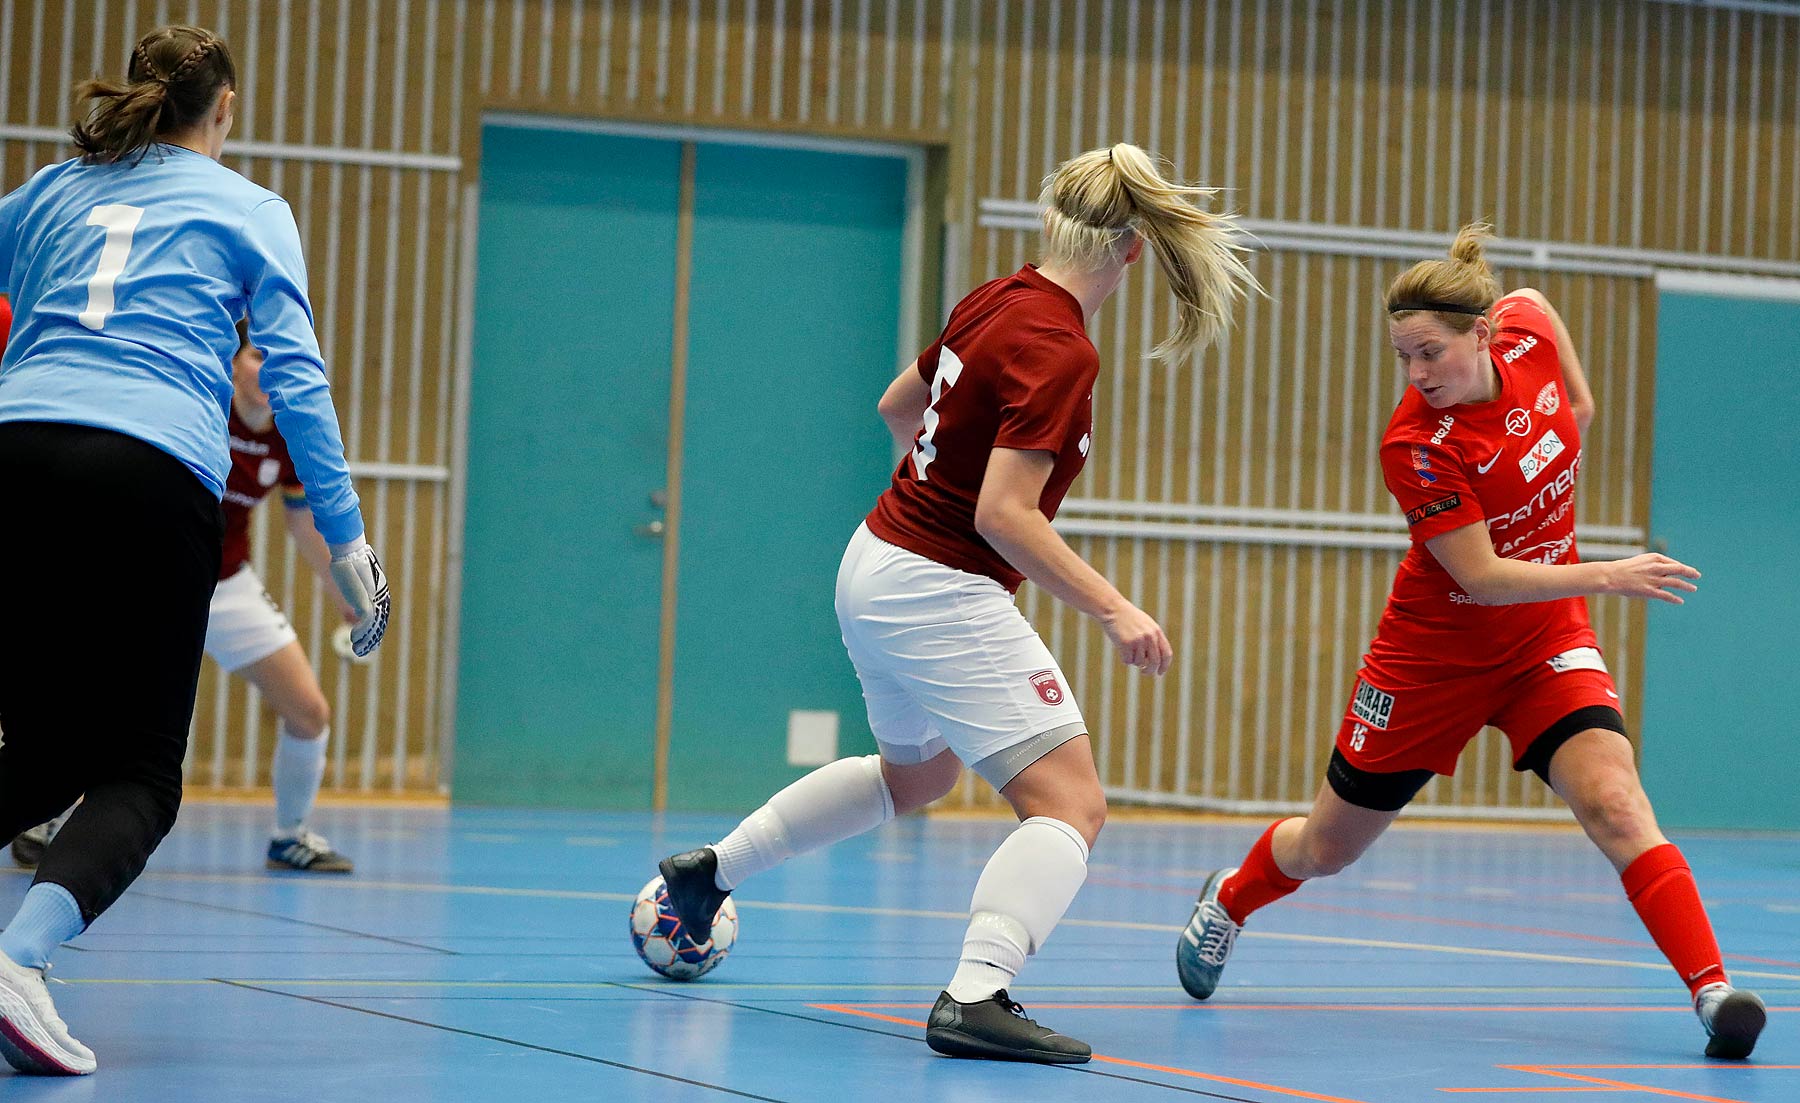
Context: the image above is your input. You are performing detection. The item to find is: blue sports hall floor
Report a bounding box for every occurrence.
[1,801,1793,1102]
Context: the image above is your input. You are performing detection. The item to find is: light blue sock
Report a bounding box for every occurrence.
[0,882,86,970]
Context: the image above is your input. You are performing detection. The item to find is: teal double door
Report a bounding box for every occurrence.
[456,122,912,810]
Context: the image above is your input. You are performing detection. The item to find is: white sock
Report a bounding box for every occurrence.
[272,722,328,837]
[711,755,895,890]
[946,816,1090,1003]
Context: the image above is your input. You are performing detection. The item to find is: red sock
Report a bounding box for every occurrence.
[1217,819,1306,925]
[1621,843,1728,997]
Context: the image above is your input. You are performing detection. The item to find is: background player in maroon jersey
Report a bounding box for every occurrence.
[11,322,358,874]
[1175,224,1765,1060]
[654,143,1257,1064]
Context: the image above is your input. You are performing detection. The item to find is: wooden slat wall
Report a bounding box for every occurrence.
[2,1,1790,804]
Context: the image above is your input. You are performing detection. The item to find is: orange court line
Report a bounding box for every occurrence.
[809,1003,1376,1103]
[1446,1063,1800,1096]
[1494,1064,1780,1103]
[818,1002,1788,1014]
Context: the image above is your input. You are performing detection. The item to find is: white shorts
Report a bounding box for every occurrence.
[835,523,1086,790]
[204,565,298,673]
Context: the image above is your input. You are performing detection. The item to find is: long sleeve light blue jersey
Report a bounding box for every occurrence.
[0,144,363,545]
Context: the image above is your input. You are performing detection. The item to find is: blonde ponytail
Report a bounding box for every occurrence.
[1385,221,1502,333]
[1040,143,1259,364]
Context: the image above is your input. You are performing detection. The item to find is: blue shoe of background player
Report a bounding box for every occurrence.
[1176,867,1241,1001]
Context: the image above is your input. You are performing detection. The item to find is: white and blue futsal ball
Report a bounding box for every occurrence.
[629,874,738,980]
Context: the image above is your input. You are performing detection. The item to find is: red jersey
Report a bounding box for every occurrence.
[220,407,305,579]
[0,295,11,359]
[1367,294,1595,680]
[866,266,1098,591]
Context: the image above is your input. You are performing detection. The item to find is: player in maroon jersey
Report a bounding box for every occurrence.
[12,322,358,874]
[655,144,1257,1063]
[1174,224,1765,1060]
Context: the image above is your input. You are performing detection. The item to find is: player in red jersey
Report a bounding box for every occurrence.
[12,322,358,874]
[655,144,1257,1063]
[1174,224,1765,1060]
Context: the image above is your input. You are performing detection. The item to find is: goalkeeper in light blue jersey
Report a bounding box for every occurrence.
[0,25,390,1076]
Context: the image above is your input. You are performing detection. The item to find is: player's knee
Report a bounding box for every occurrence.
[287,694,330,740]
[1573,780,1650,838]
[1296,833,1363,878]
[1066,792,1107,850]
[884,751,963,815]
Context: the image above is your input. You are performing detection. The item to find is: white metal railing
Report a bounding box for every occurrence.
[1054,499,1646,560]
[0,125,463,172]
[979,199,1800,281]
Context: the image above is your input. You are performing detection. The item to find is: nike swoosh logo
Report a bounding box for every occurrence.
[1476,450,1503,474]
[1606,690,1619,699]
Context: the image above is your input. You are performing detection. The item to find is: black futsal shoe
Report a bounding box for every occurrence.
[925,989,1092,1064]
[658,847,731,946]
[1695,982,1766,1060]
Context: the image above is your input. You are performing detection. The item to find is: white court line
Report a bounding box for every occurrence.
[64,869,1800,984]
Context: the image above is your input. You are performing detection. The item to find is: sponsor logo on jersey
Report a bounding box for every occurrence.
[1505,408,1532,437]
[1349,723,1369,752]
[1405,494,1461,526]
[1488,451,1581,538]
[1547,646,1609,674]
[1029,669,1065,706]
[1351,679,1395,730]
[1429,415,1455,446]
[1476,448,1504,474]
[1497,496,1574,557]
[1502,334,1538,364]
[1449,590,1478,604]
[1077,433,1091,457]
[258,458,282,487]
[1535,381,1561,416]
[229,433,273,457]
[1518,428,1566,483]
[1412,445,1436,486]
[1516,532,1576,565]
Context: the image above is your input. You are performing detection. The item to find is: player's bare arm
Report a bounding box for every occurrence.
[1507,287,1594,432]
[876,358,930,452]
[975,447,1171,675]
[1425,521,1699,606]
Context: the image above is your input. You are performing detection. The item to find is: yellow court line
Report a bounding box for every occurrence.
[62,868,1800,985]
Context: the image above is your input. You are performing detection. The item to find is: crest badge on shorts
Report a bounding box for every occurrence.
[1029,669,1064,706]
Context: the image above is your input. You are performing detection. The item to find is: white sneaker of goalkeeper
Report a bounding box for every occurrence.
[0,951,95,1075]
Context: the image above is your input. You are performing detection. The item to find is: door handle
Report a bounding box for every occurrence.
[634,519,666,539]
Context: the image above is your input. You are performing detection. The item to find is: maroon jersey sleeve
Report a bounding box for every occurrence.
[1381,432,1483,542]
[993,331,1096,453]
[915,337,943,383]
